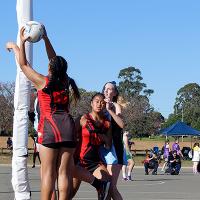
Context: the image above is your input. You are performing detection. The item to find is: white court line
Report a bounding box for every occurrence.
[116,191,200,195]
[143,181,165,186]
[74,198,96,200]
[76,190,200,195]
[118,181,165,186]
[75,181,165,193]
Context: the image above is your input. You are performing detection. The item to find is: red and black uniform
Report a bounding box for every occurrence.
[37,77,75,147]
[75,113,110,173]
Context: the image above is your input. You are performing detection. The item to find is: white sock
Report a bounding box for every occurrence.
[122,172,127,178]
[128,171,131,177]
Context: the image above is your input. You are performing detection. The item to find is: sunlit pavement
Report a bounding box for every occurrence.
[0,165,199,200]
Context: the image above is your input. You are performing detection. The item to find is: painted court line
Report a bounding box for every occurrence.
[74,198,96,200]
[118,181,165,186]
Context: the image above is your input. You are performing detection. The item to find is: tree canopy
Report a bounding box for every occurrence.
[0,67,165,137]
[164,83,200,130]
[117,67,163,136]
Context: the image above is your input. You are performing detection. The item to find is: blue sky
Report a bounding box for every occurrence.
[1,1,200,118]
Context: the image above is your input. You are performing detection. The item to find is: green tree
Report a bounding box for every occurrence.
[0,82,15,135]
[118,67,147,97]
[164,83,200,130]
[117,66,163,137]
[70,89,97,119]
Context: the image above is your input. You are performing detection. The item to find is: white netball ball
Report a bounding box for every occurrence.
[24,21,44,43]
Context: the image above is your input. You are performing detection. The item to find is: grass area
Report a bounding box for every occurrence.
[0,154,193,167]
[0,154,40,166]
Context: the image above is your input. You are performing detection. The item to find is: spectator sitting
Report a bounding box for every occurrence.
[168,150,181,175]
[191,143,200,174]
[143,151,159,175]
[6,137,13,151]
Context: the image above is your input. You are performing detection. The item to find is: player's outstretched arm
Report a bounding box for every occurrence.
[18,27,46,90]
[6,42,20,63]
[42,25,56,60]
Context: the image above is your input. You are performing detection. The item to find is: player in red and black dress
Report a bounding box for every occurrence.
[6,25,80,200]
[73,93,112,200]
[37,76,77,147]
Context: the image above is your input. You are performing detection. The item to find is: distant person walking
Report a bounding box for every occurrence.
[161,140,171,172]
[30,135,41,168]
[172,138,183,158]
[122,131,134,181]
[28,99,41,168]
[192,143,200,174]
[6,137,13,152]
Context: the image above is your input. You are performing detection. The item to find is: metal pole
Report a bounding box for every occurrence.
[12,1,33,199]
[181,106,184,122]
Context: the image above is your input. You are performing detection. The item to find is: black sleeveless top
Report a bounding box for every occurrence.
[111,117,124,165]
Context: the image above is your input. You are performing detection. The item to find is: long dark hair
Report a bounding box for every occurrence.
[102,81,119,102]
[43,56,80,106]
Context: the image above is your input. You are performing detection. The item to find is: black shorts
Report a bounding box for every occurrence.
[77,159,102,174]
[42,141,76,149]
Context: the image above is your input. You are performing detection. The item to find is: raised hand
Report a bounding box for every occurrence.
[41,24,47,38]
[20,26,30,43]
[6,42,17,52]
[104,98,114,111]
[5,42,20,63]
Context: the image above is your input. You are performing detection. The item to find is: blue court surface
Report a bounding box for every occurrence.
[0,165,199,200]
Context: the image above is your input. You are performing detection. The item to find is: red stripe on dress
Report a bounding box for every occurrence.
[47,117,62,142]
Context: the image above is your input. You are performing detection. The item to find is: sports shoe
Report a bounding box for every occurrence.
[122,177,128,181]
[97,180,111,200]
[127,175,133,181]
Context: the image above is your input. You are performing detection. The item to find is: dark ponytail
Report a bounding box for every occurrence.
[43,56,68,93]
[69,77,80,104]
[42,56,80,108]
